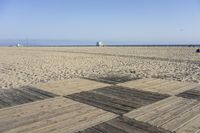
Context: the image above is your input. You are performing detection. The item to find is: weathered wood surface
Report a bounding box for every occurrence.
[175,113,200,133]
[85,75,139,84]
[0,97,117,133]
[35,78,110,96]
[125,96,200,133]
[77,116,171,133]
[0,78,199,133]
[177,86,200,101]
[118,78,199,95]
[66,86,169,115]
[0,86,57,109]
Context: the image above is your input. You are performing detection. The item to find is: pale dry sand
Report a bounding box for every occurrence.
[0,47,200,89]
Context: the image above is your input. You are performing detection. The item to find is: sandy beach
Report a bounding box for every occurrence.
[0,47,200,89]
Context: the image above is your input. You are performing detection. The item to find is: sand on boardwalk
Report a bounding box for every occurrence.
[0,47,200,89]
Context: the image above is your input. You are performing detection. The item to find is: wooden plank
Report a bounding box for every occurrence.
[92,87,162,107]
[106,117,150,133]
[169,83,199,95]
[144,82,180,95]
[141,80,172,90]
[28,110,114,133]
[0,97,117,133]
[91,90,141,109]
[91,122,127,133]
[3,107,98,133]
[117,78,157,88]
[124,96,181,119]
[124,79,162,89]
[0,89,30,106]
[77,127,103,133]
[0,100,81,126]
[0,102,88,132]
[152,81,198,95]
[4,89,38,104]
[76,91,134,111]
[66,113,117,133]
[149,99,198,126]
[35,78,110,96]
[142,99,188,123]
[177,86,200,100]
[124,96,200,132]
[135,97,186,122]
[133,79,167,89]
[120,117,171,133]
[66,92,128,115]
[147,81,184,93]
[118,78,173,94]
[119,78,199,95]
[143,81,186,95]
[91,90,146,108]
[79,117,171,133]
[6,107,99,133]
[66,86,168,115]
[175,114,200,133]
[96,86,169,102]
[21,86,57,98]
[161,102,200,131]
[0,97,65,117]
[0,87,57,109]
[12,89,44,102]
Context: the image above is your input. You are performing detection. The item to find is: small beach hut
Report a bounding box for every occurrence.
[16,44,22,47]
[96,42,104,47]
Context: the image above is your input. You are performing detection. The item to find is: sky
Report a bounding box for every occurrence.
[0,0,200,44]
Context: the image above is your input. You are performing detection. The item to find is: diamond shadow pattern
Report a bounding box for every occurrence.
[0,86,57,109]
[177,86,200,101]
[66,85,169,115]
[77,116,171,133]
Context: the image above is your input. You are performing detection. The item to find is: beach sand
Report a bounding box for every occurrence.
[0,47,200,89]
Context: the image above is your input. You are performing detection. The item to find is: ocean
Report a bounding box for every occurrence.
[0,39,199,47]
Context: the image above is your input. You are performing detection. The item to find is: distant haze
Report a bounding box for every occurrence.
[0,0,200,45]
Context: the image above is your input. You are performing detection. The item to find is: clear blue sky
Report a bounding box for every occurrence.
[0,0,200,44]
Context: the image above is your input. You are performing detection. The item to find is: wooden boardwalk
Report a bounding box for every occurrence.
[66,86,169,115]
[36,78,110,96]
[124,96,200,133]
[118,78,199,95]
[0,78,199,133]
[177,86,200,101]
[78,117,171,133]
[0,86,57,109]
[0,97,117,133]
